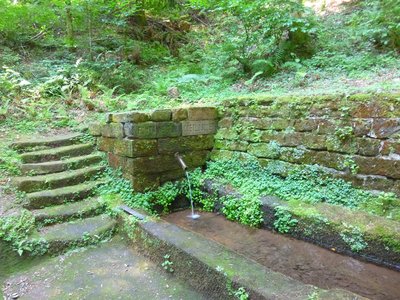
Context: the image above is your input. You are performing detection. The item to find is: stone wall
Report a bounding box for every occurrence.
[90,106,217,191]
[212,93,400,196]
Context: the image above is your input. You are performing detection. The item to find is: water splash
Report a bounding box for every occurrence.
[185,171,200,220]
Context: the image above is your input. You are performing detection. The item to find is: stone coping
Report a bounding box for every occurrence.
[120,212,365,299]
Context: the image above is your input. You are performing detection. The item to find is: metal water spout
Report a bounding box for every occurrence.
[175,152,188,170]
[175,153,200,220]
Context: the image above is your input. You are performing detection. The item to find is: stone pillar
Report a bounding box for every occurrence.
[90,106,217,191]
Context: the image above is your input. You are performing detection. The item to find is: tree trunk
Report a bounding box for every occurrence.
[65,0,75,49]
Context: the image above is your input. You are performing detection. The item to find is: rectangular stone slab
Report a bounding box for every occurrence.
[124,122,157,139]
[182,120,217,136]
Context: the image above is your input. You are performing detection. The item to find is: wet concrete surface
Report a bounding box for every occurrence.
[164,210,400,300]
[2,236,206,300]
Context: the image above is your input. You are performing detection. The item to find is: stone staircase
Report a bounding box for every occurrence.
[11,132,116,253]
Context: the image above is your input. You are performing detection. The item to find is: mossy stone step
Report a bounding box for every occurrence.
[20,143,94,163]
[11,132,83,152]
[21,153,103,175]
[24,180,104,209]
[13,165,104,193]
[38,214,117,254]
[32,197,105,225]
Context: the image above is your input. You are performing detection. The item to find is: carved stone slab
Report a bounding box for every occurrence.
[181,120,217,136]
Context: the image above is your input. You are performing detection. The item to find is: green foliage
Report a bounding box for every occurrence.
[0,145,21,177]
[334,126,354,141]
[352,0,400,51]
[361,193,400,221]
[153,182,180,213]
[339,156,359,175]
[221,195,263,227]
[273,206,298,233]
[122,215,139,240]
[232,287,249,300]
[340,224,368,252]
[97,167,136,203]
[192,0,317,76]
[161,254,174,273]
[204,157,398,216]
[0,210,49,256]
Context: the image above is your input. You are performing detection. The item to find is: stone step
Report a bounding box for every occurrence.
[11,132,83,152]
[13,165,104,193]
[23,180,104,209]
[20,143,94,164]
[122,212,364,300]
[38,215,117,254]
[32,198,105,225]
[21,153,103,175]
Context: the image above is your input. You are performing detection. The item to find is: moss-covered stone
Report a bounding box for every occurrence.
[20,143,94,164]
[181,120,217,136]
[354,156,400,179]
[150,109,172,122]
[25,181,102,209]
[88,123,103,136]
[124,173,160,191]
[215,128,239,141]
[21,153,102,175]
[187,106,217,120]
[381,140,400,156]
[126,155,179,174]
[248,142,281,159]
[156,121,182,138]
[214,139,248,152]
[101,123,124,138]
[124,122,157,139]
[370,118,400,139]
[158,135,214,153]
[13,165,105,193]
[32,197,104,225]
[114,139,158,158]
[246,117,294,131]
[326,137,357,154]
[217,117,233,128]
[171,107,188,121]
[11,133,83,152]
[111,111,149,123]
[39,214,116,254]
[356,138,381,156]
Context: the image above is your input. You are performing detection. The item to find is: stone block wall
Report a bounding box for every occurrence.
[212,93,400,196]
[90,106,217,191]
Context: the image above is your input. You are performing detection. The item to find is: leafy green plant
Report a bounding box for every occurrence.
[340,224,368,252]
[335,126,354,141]
[339,156,359,175]
[221,194,263,227]
[153,182,180,213]
[352,0,400,51]
[97,167,135,201]
[204,158,386,211]
[161,254,174,273]
[273,206,298,233]
[0,210,49,256]
[233,287,249,300]
[191,0,317,76]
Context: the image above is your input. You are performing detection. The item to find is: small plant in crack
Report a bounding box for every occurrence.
[161,254,174,273]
